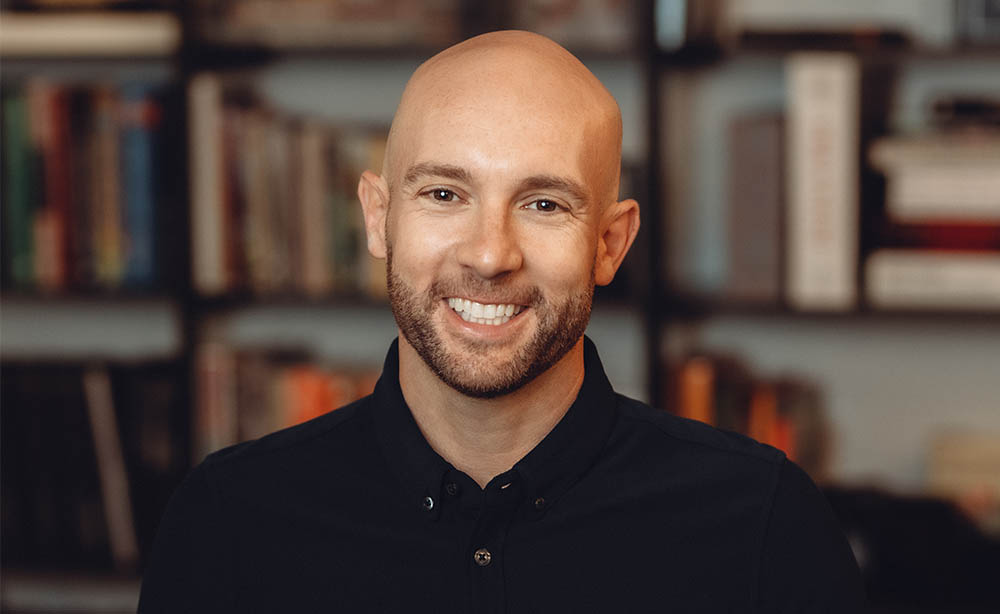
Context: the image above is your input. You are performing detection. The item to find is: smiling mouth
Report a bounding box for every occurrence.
[446,298,526,326]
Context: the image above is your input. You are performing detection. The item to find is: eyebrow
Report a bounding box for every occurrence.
[402,162,589,205]
[402,162,473,187]
[516,174,589,205]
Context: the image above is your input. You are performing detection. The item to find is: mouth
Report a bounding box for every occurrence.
[445,297,527,326]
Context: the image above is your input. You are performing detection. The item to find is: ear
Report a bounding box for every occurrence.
[594,198,640,286]
[358,170,390,259]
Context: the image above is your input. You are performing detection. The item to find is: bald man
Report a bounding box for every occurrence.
[139,32,864,612]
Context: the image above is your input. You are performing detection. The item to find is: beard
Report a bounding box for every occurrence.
[386,243,594,399]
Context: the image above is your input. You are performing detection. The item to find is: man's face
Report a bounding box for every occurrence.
[381,87,608,398]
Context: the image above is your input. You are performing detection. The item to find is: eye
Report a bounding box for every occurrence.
[525,199,561,213]
[428,188,456,202]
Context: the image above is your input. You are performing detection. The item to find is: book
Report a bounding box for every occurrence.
[82,366,140,572]
[869,133,1000,224]
[785,52,860,311]
[189,72,227,295]
[866,249,1000,310]
[3,89,36,287]
[120,84,160,285]
[726,112,784,304]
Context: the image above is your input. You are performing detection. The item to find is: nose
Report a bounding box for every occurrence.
[454,203,523,280]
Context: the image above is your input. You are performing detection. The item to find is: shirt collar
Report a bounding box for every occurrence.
[370,335,618,519]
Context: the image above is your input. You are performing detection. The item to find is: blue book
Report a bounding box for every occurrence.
[119,84,158,286]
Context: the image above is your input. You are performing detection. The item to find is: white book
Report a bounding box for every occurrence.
[866,250,1000,310]
[869,135,1000,222]
[189,73,227,295]
[785,53,860,311]
[82,367,140,572]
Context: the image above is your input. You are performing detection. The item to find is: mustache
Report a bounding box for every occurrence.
[428,275,543,307]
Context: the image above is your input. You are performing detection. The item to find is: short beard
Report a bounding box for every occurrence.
[386,243,594,399]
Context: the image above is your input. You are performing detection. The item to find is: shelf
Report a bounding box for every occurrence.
[0,569,140,614]
[0,11,181,58]
[656,40,1000,69]
[660,293,1000,322]
[0,297,181,362]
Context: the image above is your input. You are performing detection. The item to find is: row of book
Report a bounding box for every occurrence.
[1,80,166,292]
[1,362,185,572]
[668,353,830,482]
[194,342,379,462]
[721,52,999,311]
[192,0,637,52]
[189,74,387,299]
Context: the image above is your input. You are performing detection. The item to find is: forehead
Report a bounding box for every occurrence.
[403,92,595,185]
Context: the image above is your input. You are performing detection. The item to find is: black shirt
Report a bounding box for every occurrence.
[138,337,865,613]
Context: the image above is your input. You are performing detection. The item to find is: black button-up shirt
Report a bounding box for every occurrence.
[139,337,864,612]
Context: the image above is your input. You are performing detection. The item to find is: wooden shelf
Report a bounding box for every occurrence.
[1,569,140,614]
[0,11,180,58]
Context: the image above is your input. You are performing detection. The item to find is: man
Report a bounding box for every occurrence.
[139,31,864,612]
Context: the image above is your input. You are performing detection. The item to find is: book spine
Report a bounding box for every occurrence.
[189,73,227,295]
[726,113,783,303]
[866,249,1000,310]
[82,367,140,572]
[194,342,238,462]
[120,85,158,286]
[299,121,333,296]
[785,53,860,311]
[3,89,36,286]
[92,86,124,288]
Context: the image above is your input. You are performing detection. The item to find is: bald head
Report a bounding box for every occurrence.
[383,31,624,206]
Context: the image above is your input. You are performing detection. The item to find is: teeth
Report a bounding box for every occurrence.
[447,299,523,326]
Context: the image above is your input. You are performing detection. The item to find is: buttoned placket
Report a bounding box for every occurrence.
[462,470,526,614]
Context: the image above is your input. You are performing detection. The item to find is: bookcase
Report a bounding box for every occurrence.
[2,1,998,611]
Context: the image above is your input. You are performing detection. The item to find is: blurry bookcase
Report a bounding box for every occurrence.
[3,0,998,611]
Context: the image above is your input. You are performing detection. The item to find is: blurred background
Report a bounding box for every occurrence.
[1,0,998,612]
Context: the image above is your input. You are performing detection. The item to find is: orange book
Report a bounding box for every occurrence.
[747,383,779,447]
[677,357,715,426]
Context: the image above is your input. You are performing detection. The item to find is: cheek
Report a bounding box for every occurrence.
[389,212,456,278]
[521,228,596,289]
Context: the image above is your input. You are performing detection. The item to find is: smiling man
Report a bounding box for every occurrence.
[139,31,864,613]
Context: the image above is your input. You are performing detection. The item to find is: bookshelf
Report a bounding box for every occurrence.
[1,1,998,610]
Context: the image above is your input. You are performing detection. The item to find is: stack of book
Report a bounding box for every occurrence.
[1,80,165,292]
[189,74,388,299]
[193,342,380,462]
[867,131,1000,310]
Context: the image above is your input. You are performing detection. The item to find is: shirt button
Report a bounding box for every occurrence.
[422,496,435,511]
[445,482,459,497]
[473,548,492,567]
[534,497,546,510]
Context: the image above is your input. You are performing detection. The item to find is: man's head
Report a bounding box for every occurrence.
[358,30,640,398]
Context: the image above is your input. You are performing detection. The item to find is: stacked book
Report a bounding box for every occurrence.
[2,80,165,292]
[867,132,1000,310]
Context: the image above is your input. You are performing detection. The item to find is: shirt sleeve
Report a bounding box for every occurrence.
[137,460,234,613]
[757,459,867,613]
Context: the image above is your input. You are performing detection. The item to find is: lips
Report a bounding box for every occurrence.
[446,297,525,326]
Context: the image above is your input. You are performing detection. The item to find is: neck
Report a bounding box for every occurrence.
[398,336,585,489]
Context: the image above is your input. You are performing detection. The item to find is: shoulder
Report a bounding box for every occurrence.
[613,393,786,467]
[199,395,373,486]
